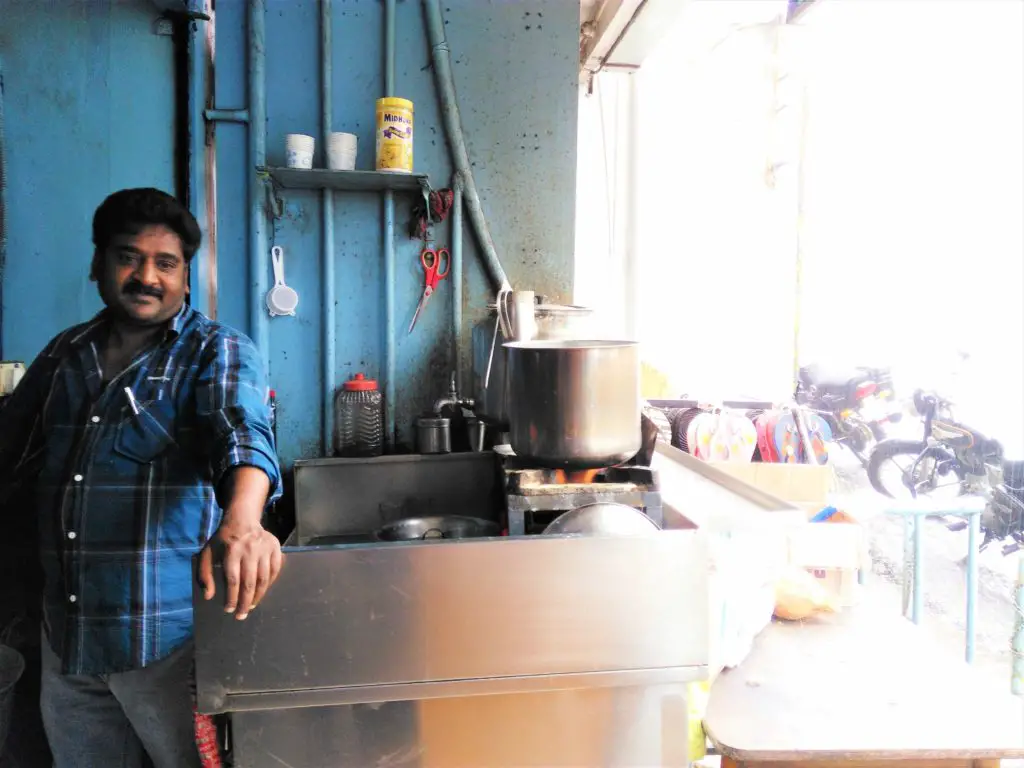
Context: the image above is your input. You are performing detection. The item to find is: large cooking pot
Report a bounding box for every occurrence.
[504,340,640,468]
[472,304,597,427]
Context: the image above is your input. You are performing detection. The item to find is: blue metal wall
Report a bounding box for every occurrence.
[0,0,176,359]
[0,0,579,464]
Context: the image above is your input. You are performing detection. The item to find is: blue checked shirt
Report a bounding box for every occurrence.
[0,303,281,675]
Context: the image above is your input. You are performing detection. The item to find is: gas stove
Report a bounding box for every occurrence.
[502,462,663,535]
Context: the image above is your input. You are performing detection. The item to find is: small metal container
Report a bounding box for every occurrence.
[375,515,500,541]
[466,419,487,452]
[416,417,451,454]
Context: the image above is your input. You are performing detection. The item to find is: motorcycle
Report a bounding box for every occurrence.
[867,389,1003,500]
[979,460,1024,553]
[794,363,902,466]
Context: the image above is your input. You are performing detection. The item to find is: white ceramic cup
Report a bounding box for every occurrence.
[327,133,358,170]
[285,133,315,169]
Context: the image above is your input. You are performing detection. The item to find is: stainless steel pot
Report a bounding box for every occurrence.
[533,304,594,340]
[375,515,500,541]
[472,304,596,427]
[504,340,641,468]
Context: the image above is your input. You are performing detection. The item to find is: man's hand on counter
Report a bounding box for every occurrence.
[197,466,283,620]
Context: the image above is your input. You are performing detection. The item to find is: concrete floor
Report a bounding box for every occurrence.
[832,450,1021,696]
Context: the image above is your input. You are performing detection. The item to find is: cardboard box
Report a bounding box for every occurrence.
[708,459,865,607]
[709,462,835,516]
[787,522,866,607]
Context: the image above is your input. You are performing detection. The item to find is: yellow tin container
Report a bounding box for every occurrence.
[375,97,414,173]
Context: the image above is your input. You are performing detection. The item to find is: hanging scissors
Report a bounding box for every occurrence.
[408,247,451,333]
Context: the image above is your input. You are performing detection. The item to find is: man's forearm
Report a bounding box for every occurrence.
[218,465,271,526]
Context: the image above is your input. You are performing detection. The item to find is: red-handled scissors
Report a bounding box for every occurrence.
[408,247,451,333]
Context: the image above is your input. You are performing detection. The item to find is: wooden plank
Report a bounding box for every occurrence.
[704,606,1024,760]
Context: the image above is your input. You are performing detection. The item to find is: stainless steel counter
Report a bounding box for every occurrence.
[195,533,708,713]
[194,451,714,767]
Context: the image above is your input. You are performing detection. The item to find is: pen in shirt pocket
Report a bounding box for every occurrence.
[123,386,141,416]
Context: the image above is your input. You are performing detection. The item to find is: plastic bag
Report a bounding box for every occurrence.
[773,566,839,621]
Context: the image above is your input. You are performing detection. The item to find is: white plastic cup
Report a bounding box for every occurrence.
[329,132,357,150]
[327,133,357,170]
[285,133,315,169]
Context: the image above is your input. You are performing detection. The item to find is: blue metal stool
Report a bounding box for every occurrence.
[885,496,986,663]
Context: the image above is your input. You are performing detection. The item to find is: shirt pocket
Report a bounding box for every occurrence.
[114,400,179,464]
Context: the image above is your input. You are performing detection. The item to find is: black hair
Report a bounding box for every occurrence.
[90,188,201,278]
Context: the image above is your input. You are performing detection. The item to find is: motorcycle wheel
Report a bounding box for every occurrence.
[845,420,879,468]
[867,439,964,500]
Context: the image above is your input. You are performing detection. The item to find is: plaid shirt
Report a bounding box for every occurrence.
[0,303,281,675]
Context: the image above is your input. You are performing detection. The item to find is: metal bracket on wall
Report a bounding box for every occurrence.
[205,109,251,124]
[153,18,175,36]
[151,0,211,20]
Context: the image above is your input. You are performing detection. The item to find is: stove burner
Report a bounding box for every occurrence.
[507,466,657,494]
[503,464,662,535]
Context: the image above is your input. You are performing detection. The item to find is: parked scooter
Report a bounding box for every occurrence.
[794,363,902,466]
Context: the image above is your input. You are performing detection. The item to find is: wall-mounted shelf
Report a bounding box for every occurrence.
[260,167,429,193]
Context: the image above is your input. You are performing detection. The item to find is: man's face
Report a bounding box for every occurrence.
[96,225,189,327]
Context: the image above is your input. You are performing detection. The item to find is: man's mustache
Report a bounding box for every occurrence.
[122,281,163,299]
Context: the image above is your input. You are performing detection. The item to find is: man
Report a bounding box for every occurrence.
[0,188,283,767]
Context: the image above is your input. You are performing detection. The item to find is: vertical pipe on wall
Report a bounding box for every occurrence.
[321,0,336,455]
[202,4,219,320]
[186,2,213,317]
[248,0,270,363]
[451,173,464,393]
[623,72,640,342]
[422,0,511,294]
[383,0,397,449]
[0,57,7,357]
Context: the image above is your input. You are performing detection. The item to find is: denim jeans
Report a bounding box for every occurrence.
[39,634,201,768]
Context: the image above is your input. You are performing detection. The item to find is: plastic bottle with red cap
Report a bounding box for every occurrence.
[334,373,383,457]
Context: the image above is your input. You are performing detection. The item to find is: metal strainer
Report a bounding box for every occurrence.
[266,245,299,317]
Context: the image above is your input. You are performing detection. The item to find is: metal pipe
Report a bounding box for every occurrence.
[422,0,511,294]
[966,510,979,664]
[911,514,924,626]
[205,108,250,123]
[321,0,336,456]
[383,0,397,449]
[202,5,219,320]
[385,0,395,96]
[0,57,7,357]
[623,72,640,341]
[384,191,396,449]
[1012,553,1024,696]
[187,6,214,317]
[248,0,269,363]
[451,173,464,394]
